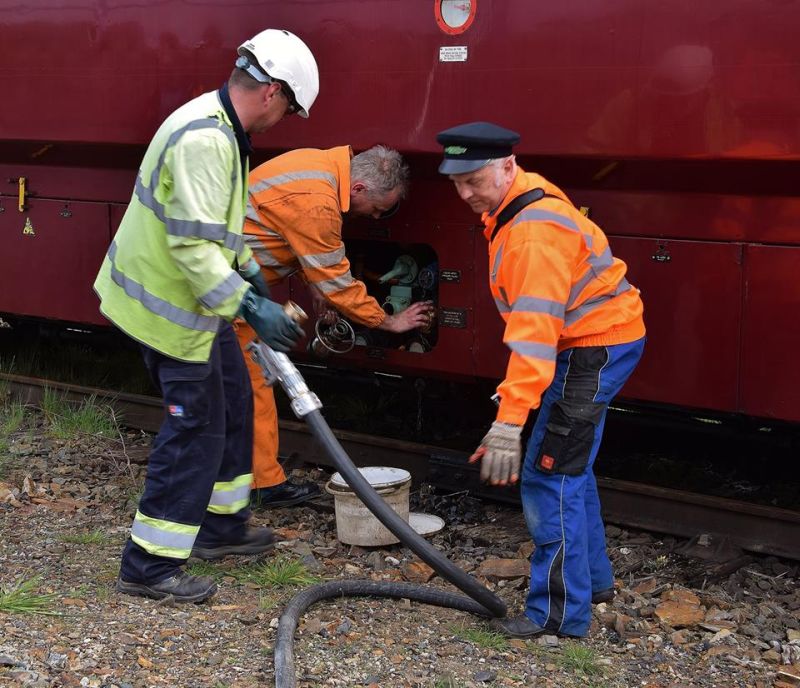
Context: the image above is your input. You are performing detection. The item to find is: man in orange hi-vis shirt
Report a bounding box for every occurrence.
[238,145,433,508]
[437,122,646,640]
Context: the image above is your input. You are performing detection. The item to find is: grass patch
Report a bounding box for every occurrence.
[0,438,9,464]
[1,400,25,435]
[0,577,60,615]
[186,560,226,580]
[258,590,291,610]
[234,556,319,588]
[42,388,116,440]
[448,622,509,651]
[433,676,462,688]
[66,583,91,598]
[0,399,26,478]
[559,641,603,676]
[60,529,114,546]
[95,583,112,603]
[0,439,15,479]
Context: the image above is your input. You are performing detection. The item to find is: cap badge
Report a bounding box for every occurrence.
[445,145,467,155]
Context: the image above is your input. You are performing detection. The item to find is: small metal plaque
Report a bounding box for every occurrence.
[439,46,468,62]
[439,307,467,329]
[439,269,461,283]
[652,244,672,263]
[366,347,386,359]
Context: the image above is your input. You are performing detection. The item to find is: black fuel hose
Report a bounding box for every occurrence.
[273,409,507,688]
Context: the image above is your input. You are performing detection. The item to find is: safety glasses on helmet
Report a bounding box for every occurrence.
[235,55,300,115]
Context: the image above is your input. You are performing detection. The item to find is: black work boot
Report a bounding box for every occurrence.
[116,570,217,603]
[591,587,615,604]
[250,480,321,508]
[492,614,547,639]
[190,526,276,561]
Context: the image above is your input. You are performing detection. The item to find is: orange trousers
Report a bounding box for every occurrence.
[235,322,286,489]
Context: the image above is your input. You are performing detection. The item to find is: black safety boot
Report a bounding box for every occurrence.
[592,587,615,604]
[250,480,321,508]
[190,526,276,561]
[116,570,217,603]
[492,614,547,639]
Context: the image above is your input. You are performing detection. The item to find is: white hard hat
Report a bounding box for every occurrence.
[236,29,319,118]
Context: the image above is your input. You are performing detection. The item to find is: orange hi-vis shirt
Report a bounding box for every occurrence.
[243,146,386,327]
[484,168,645,425]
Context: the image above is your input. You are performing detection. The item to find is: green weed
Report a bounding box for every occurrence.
[186,561,224,580]
[1,400,25,435]
[60,529,114,546]
[448,622,509,651]
[234,556,319,588]
[0,577,60,615]
[66,583,91,598]
[0,400,25,478]
[258,590,289,610]
[432,676,462,688]
[559,641,603,676]
[42,389,115,440]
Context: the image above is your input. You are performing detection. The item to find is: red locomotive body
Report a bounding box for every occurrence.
[1,1,799,421]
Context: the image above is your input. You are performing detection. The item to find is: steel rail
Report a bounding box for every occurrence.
[4,372,799,560]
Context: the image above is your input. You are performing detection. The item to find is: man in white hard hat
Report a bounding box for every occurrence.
[93,29,319,604]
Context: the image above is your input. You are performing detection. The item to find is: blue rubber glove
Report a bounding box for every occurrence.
[239,258,271,298]
[238,290,304,353]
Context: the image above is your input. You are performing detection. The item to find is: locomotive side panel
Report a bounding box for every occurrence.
[2,1,800,421]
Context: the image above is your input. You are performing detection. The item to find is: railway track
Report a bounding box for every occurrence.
[4,371,800,561]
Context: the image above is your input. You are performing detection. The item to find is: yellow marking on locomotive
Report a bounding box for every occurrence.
[17,177,26,212]
[22,217,35,236]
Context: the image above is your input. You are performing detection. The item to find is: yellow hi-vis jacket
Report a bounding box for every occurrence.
[93,90,253,362]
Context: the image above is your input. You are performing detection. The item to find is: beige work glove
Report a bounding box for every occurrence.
[469,421,523,486]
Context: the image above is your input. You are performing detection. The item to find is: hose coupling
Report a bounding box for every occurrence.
[247,340,322,417]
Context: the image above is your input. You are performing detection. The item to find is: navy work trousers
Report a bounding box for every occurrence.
[120,321,254,583]
[521,338,645,637]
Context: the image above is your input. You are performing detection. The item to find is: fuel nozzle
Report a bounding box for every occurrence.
[379,255,419,315]
[378,255,418,285]
[247,301,322,418]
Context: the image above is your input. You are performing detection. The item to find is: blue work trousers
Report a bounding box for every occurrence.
[121,321,254,583]
[522,338,645,636]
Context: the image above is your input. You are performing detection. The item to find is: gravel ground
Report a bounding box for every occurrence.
[1,410,799,688]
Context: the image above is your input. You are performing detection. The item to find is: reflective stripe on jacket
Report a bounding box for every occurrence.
[244,146,385,328]
[93,90,253,362]
[484,168,645,425]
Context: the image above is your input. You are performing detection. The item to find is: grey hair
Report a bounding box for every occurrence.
[350,145,410,199]
[489,155,516,184]
[488,155,516,170]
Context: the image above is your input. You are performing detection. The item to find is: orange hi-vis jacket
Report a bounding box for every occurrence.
[485,168,645,426]
[243,145,386,327]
